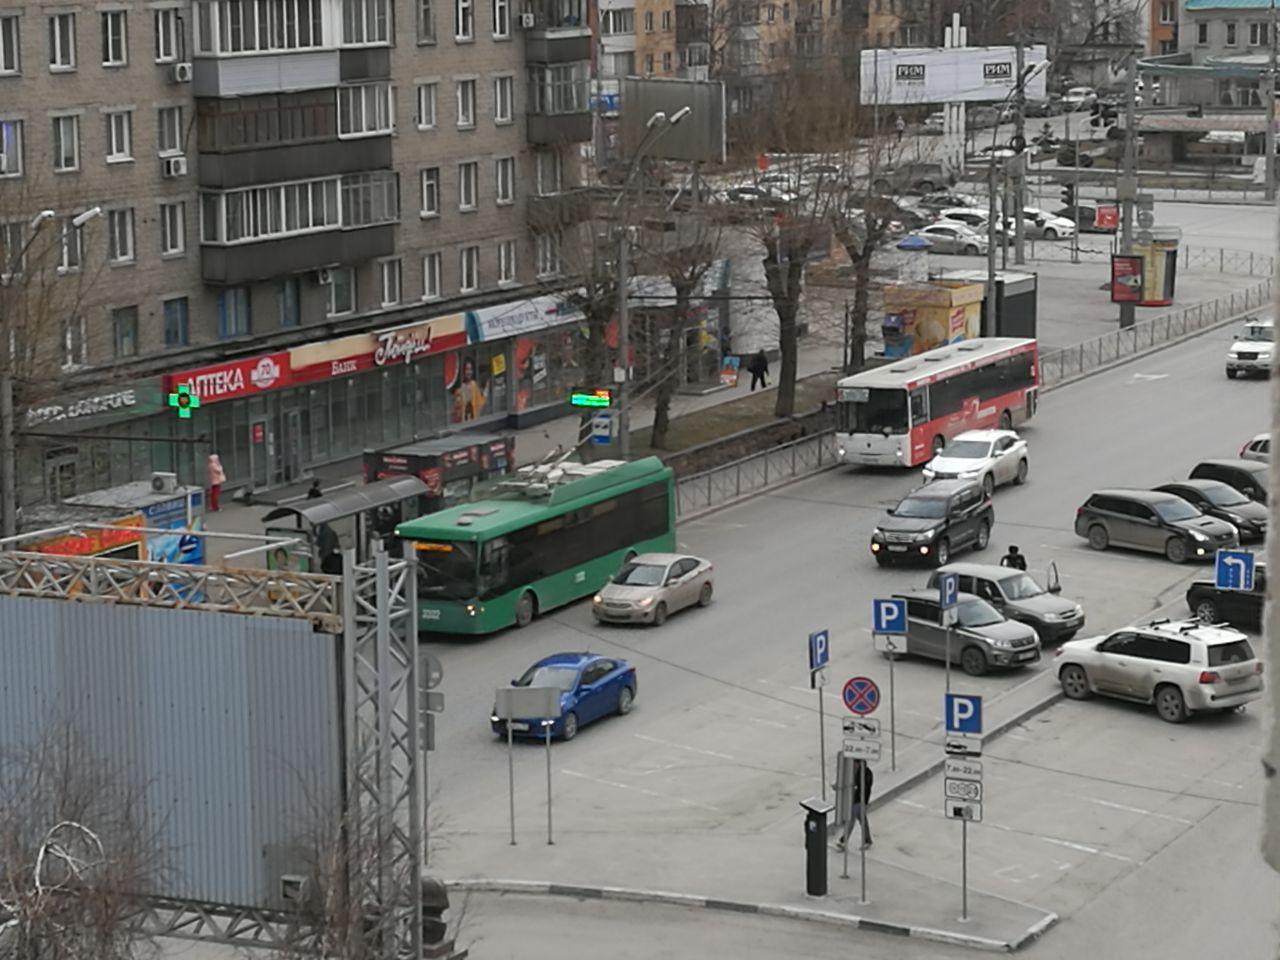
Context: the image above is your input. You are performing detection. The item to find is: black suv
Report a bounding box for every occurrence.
[1186,563,1267,629]
[1154,480,1268,542]
[1188,459,1268,504]
[870,479,994,567]
[1074,489,1239,563]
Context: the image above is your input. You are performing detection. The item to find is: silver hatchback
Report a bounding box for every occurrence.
[592,553,714,626]
[892,590,1041,675]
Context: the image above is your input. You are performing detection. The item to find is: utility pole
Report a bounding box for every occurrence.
[985,160,998,337]
[1119,53,1138,328]
[0,371,14,538]
[1013,40,1027,265]
[1266,0,1277,201]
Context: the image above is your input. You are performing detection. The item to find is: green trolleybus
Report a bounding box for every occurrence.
[396,457,676,634]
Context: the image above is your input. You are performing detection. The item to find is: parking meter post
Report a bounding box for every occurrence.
[507,722,516,846]
[889,655,897,772]
[545,720,554,845]
[841,830,850,879]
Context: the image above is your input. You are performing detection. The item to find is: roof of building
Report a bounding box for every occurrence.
[1186,0,1274,9]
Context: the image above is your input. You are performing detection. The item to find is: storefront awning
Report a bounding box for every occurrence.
[262,475,430,527]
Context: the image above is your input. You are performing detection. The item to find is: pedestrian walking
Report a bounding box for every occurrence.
[206,453,226,512]
[747,349,769,391]
[894,114,905,141]
[307,478,323,499]
[1000,544,1027,570]
[836,759,874,850]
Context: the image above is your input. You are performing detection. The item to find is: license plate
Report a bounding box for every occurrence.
[888,545,908,552]
[1016,650,1037,661]
[509,721,529,731]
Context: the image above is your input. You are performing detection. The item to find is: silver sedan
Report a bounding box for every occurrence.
[592,553,714,626]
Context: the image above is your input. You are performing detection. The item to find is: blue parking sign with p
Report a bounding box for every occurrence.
[808,630,830,672]
[945,694,982,735]
[939,572,960,610]
[872,598,908,635]
[1215,549,1255,591]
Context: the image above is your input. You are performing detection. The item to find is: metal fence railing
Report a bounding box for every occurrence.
[1021,242,1275,277]
[675,430,837,518]
[1039,278,1273,388]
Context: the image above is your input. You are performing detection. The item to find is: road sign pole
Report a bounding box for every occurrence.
[841,828,850,879]
[961,819,969,921]
[818,686,828,803]
[545,720,554,845]
[859,763,869,904]
[889,656,897,771]
[507,722,516,846]
[945,625,953,694]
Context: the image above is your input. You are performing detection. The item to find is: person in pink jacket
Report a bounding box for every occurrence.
[207,453,226,511]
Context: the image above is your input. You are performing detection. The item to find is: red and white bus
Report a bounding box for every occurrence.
[836,338,1039,467]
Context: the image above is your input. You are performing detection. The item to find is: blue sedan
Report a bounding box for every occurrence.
[490,652,637,741]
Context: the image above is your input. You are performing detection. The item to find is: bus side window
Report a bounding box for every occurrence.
[480,538,510,597]
[909,389,927,425]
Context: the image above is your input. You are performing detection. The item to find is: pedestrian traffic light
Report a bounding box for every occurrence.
[1061,184,1075,208]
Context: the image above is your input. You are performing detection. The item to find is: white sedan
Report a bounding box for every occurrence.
[923,429,1029,496]
[1015,207,1076,241]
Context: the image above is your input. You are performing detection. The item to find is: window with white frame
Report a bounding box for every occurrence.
[528,62,587,114]
[203,0,325,54]
[1158,0,1174,23]
[534,149,561,194]
[416,82,437,128]
[1226,21,1238,45]
[600,9,633,33]
[1,221,27,278]
[52,115,80,172]
[154,8,179,60]
[1196,21,1208,43]
[217,286,251,337]
[494,75,513,123]
[458,161,477,210]
[662,50,671,71]
[112,305,138,358]
[62,316,87,369]
[341,171,398,225]
[104,110,133,162]
[57,217,82,271]
[0,120,23,177]
[107,208,135,263]
[342,0,390,44]
[202,178,340,243]
[49,13,76,70]
[662,8,671,28]
[535,230,561,277]
[101,11,128,66]
[459,245,478,291]
[163,297,189,346]
[492,0,509,36]
[158,105,183,154]
[495,156,514,203]
[328,266,356,315]
[418,0,437,40]
[277,278,300,326]
[337,82,395,137]
[497,239,516,284]
[160,201,185,255]
[1250,21,1268,45]
[420,166,440,215]
[455,0,473,39]
[380,258,401,305]
[421,251,441,299]
[1,15,20,74]
[456,78,476,126]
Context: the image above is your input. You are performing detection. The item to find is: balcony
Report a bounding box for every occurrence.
[528,188,596,230]
[524,0,592,62]
[193,50,340,97]
[528,61,593,143]
[200,224,395,284]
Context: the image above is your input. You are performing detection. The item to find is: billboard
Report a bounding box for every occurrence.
[860,46,1049,105]
[1110,255,1145,303]
[620,77,726,163]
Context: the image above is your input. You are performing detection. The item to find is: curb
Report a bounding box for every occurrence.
[445,878,1057,954]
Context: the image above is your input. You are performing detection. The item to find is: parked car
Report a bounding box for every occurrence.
[1188,458,1268,504]
[1073,488,1240,563]
[1240,431,1270,462]
[891,589,1041,675]
[922,429,1029,496]
[725,185,794,208]
[915,191,982,212]
[928,562,1085,642]
[966,145,1019,166]
[1056,619,1263,723]
[1153,480,1267,542]
[1186,563,1267,629]
[592,553,714,626]
[1061,85,1098,111]
[870,479,994,567]
[967,105,999,128]
[1023,97,1061,117]
[909,223,989,256]
[1225,317,1274,378]
[923,111,946,134]
[1012,207,1076,240]
[1055,143,1096,167]
[1052,204,1117,234]
[491,653,637,741]
[872,162,953,195]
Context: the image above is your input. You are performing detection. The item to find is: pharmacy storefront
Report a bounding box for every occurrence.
[155,294,585,491]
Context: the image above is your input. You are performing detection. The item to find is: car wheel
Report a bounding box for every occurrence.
[999,410,1014,430]
[975,520,991,551]
[1043,227,1058,240]
[652,602,668,626]
[963,244,979,255]
[934,538,951,567]
[1165,538,1189,564]
[1227,369,1239,380]
[1154,684,1188,724]
[932,435,946,456]
[1060,664,1090,700]
[515,591,536,628]
[1015,458,1029,484]
[982,474,995,498]
[961,646,988,676]
[1087,525,1109,550]
[918,180,936,193]
[1195,598,1220,622]
[562,711,580,740]
[698,582,713,607]
[617,685,634,716]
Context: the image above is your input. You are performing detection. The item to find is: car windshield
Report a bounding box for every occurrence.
[942,440,991,459]
[614,562,667,586]
[1207,640,1255,666]
[1154,499,1201,522]
[515,664,579,690]
[1203,484,1251,507]
[999,573,1046,600]
[894,496,947,519]
[957,598,1004,628]
[1239,325,1274,342]
[414,540,478,599]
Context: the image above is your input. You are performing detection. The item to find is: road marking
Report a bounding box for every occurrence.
[1202,777,1245,790]
[1073,796,1194,825]
[748,717,790,729]
[633,733,736,761]
[1128,372,1170,382]
[560,769,722,811]
[985,822,1137,863]
[895,799,927,810]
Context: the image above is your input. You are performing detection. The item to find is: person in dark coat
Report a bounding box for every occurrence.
[1000,545,1027,570]
[307,478,323,499]
[836,759,873,850]
[747,350,769,391]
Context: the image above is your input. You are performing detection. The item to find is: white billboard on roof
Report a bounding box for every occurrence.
[860,45,1049,105]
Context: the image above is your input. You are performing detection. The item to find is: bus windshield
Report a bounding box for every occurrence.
[841,388,909,434]
[414,540,478,599]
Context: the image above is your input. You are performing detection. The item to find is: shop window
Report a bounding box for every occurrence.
[445,345,508,423]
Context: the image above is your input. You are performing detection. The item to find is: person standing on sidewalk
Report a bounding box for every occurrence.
[206,453,226,512]
[836,759,874,850]
[747,350,769,391]
[895,114,905,141]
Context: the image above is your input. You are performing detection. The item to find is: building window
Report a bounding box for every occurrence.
[101,11,128,66]
[380,258,401,306]
[528,62,588,114]
[160,201,185,255]
[0,221,26,279]
[662,9,671,29]
[154,8,179,60]
[1250,21,1268,45]
[456,78,476,127]
[1197,21,1208,44]
[218,286,251,337]
[342,0,390,44]
[418,0,436,41]
[163,296,189,347]
[494,75,513,123]
[493,0,509,36]
[105,110,133,163]
[203,0,325,53]
[107,208,135,263]
[62,316,87,369]
[201,174,393,243]
[455,0,473,40]
[49,13,76,70]
[644,10,654,30]
[497,239,516,284]
[644,53,654,74]
[57,217,82,272]
[341,171,399,226]
[459,245,479,291]
[52,115,80,172]
[1158,0,1174,23]
[328,267,356,315]
[1226,21,1237,45]
[112,306,138,358]
[535,230,561,277]
[277,277,300,326]
[421,251,441,299]
[458,160,478,210]
[0,120,23,177]
[601,9,634,33]
[158,105,183,155]
[495,156,515,204]
[662,50,671,71]
[1,15,21,74]
[337,82,395,137]
[535,150,561,194]
[420,166,440,215]
[768,4,776,21]
[416,82,438,128]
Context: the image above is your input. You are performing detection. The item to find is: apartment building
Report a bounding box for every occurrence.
[1178,0,1277,104]
[0,0,593,505]
[1150,0,1179,54]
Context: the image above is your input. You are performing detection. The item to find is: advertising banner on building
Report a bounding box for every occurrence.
[466,294,583,343]
[859,45,1049,105]
[165,354,292,404]
[24,379,167,431]
[289,313,468,384]
[1110,255,1145,303]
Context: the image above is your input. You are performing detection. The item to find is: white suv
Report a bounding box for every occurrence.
[1226,317,1274,379]
[1056,619,1264,723]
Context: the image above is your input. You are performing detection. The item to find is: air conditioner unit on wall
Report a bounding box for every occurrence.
[315,268,333,285]
[171,61,194,82]
[151,471,179,494]
[518,12,535,27]
[162,155,188,178]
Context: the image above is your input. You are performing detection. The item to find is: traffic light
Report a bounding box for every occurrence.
[1061,184,1075,208]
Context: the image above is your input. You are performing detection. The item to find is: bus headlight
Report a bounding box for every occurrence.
[465,603,479,616]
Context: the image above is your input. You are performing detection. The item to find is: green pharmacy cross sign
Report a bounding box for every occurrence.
[167,383,201,419]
